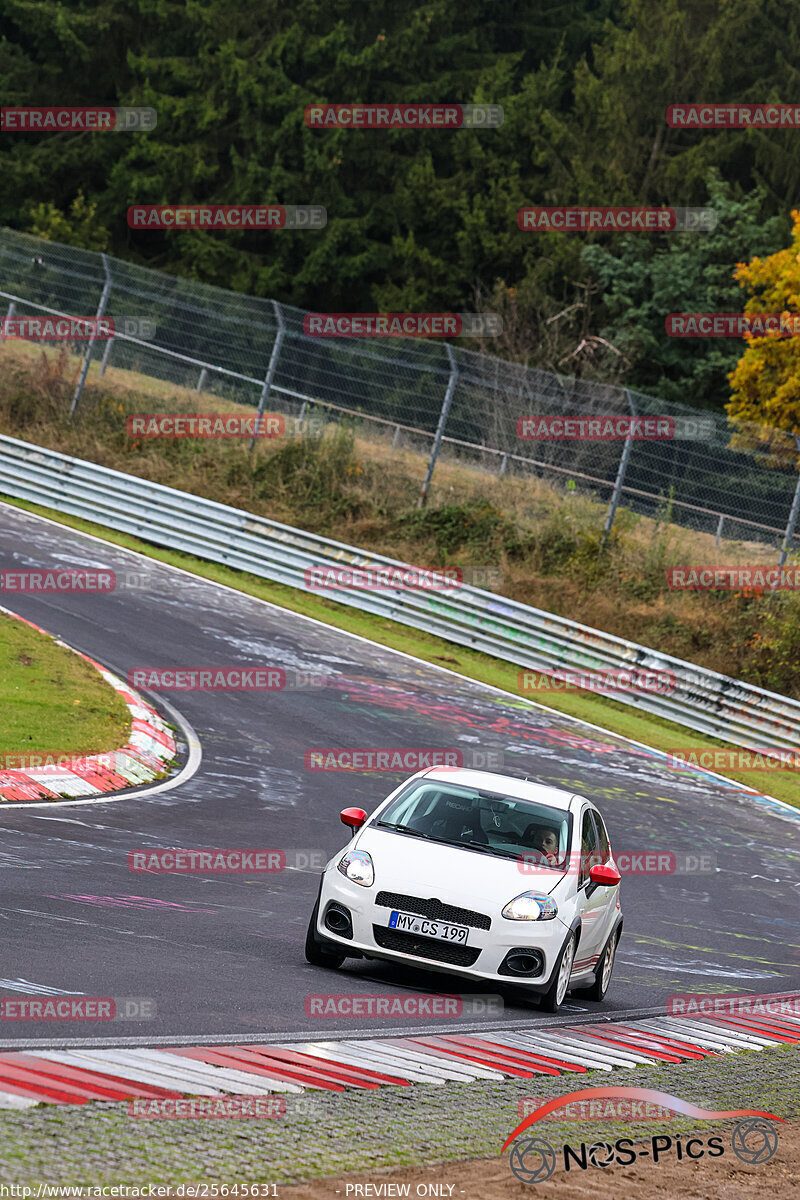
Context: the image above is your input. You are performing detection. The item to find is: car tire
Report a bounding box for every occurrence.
[577,927,620,1002]
[540,931,576,1013]
[304,901,347,968]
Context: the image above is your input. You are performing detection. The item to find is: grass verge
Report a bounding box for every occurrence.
[0,609,131,759]
[2,493,797,808]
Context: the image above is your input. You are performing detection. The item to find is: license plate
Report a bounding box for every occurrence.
[388,909,469,944]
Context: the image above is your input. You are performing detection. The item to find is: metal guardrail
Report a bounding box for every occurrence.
[0,433,798,756]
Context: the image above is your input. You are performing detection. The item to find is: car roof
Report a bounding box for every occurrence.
[419,766,583,813]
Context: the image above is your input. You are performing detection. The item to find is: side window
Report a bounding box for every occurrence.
[579,810,597,886]
[592,812,610,862]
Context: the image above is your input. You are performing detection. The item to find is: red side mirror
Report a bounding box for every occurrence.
[589,863,622,887]
[340,807,367,832]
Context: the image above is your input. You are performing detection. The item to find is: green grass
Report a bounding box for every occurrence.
[0,609,131,759]
[2,494,797,809]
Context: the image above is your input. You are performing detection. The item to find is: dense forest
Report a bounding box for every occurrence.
[1,0,799,413]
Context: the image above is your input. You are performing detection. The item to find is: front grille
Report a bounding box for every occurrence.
[375,891,491,931]
[372,925,481,966]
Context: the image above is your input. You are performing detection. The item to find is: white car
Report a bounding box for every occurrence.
[305,766,622,1012]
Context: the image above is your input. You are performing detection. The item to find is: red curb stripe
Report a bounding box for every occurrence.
[131,719,174,750]
[448,1035,587,1073]
[0,1063,93,1103]
[165,1047,350,1091]
[227,1046,389,1087]
[3,1053,184,1099]
[580,1025,713,1059]
[569,1029,684,1062]
[407,1037,556,1077]
[0,774,60,801]
[247,1046,412,1086]
[0,610,177,804]
[582,1022,714,1060]
[703,1015,800,1042]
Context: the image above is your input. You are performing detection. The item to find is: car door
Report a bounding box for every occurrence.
[573,807,615,973]
[590,808,621,949]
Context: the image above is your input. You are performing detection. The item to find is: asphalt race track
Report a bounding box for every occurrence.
[1,501,799,1044]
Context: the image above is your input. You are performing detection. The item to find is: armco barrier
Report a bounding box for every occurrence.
[0,433,798,754]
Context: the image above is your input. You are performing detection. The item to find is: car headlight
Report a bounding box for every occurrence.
[337,850,374,888]
[502,891,558,921]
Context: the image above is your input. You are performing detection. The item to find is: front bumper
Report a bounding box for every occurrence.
[317,872,582,993]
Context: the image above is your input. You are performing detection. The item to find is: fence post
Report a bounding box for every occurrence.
[99,336,115,377]
[1,301,15,342]
[249,300,286,451]
[778,435,800,566]
[392,424,401,450]
[196,367,208,393]
[714,514,725,547]
[498,452,508,478]
[418,344,458,508]
[601,389,637,548]
[70,254,112,417]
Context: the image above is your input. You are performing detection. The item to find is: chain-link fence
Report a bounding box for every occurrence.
[1,226,799,559]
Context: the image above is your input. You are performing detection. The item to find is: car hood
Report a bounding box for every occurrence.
[353,826,565,906]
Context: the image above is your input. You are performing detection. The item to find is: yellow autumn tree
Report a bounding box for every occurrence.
[727,211,800,461]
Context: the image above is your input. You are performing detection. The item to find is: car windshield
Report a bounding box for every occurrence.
[375,779,572,867]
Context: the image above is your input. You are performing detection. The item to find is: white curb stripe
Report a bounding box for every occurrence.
[661,1020,779,1048]
[296,1043,447,1084]
[350,1040,499,1082]
[661,1018,776,1047]
[43,1050,225,1095]
[382,1039,505,1081]
[92,1048,287,1092]
[639,1019,761,1051]
[640,1016,775,1047]
[503,1031,642,1069]
[554,1032,665,1066]
[147,1050,301,1094]
[0,1091,39,1108]
[478,1032,618,1071]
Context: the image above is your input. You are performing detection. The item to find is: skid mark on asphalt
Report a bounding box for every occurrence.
[0,978,84,995]
[45,894,217,912]
[620,946,783,979]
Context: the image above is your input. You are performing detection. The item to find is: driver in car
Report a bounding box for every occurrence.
[522,823,562,866]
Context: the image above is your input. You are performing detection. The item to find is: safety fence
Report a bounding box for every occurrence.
[1,227,799,558]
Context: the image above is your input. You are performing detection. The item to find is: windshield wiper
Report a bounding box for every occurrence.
[458,840,519,860]
[377,822,450,843]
